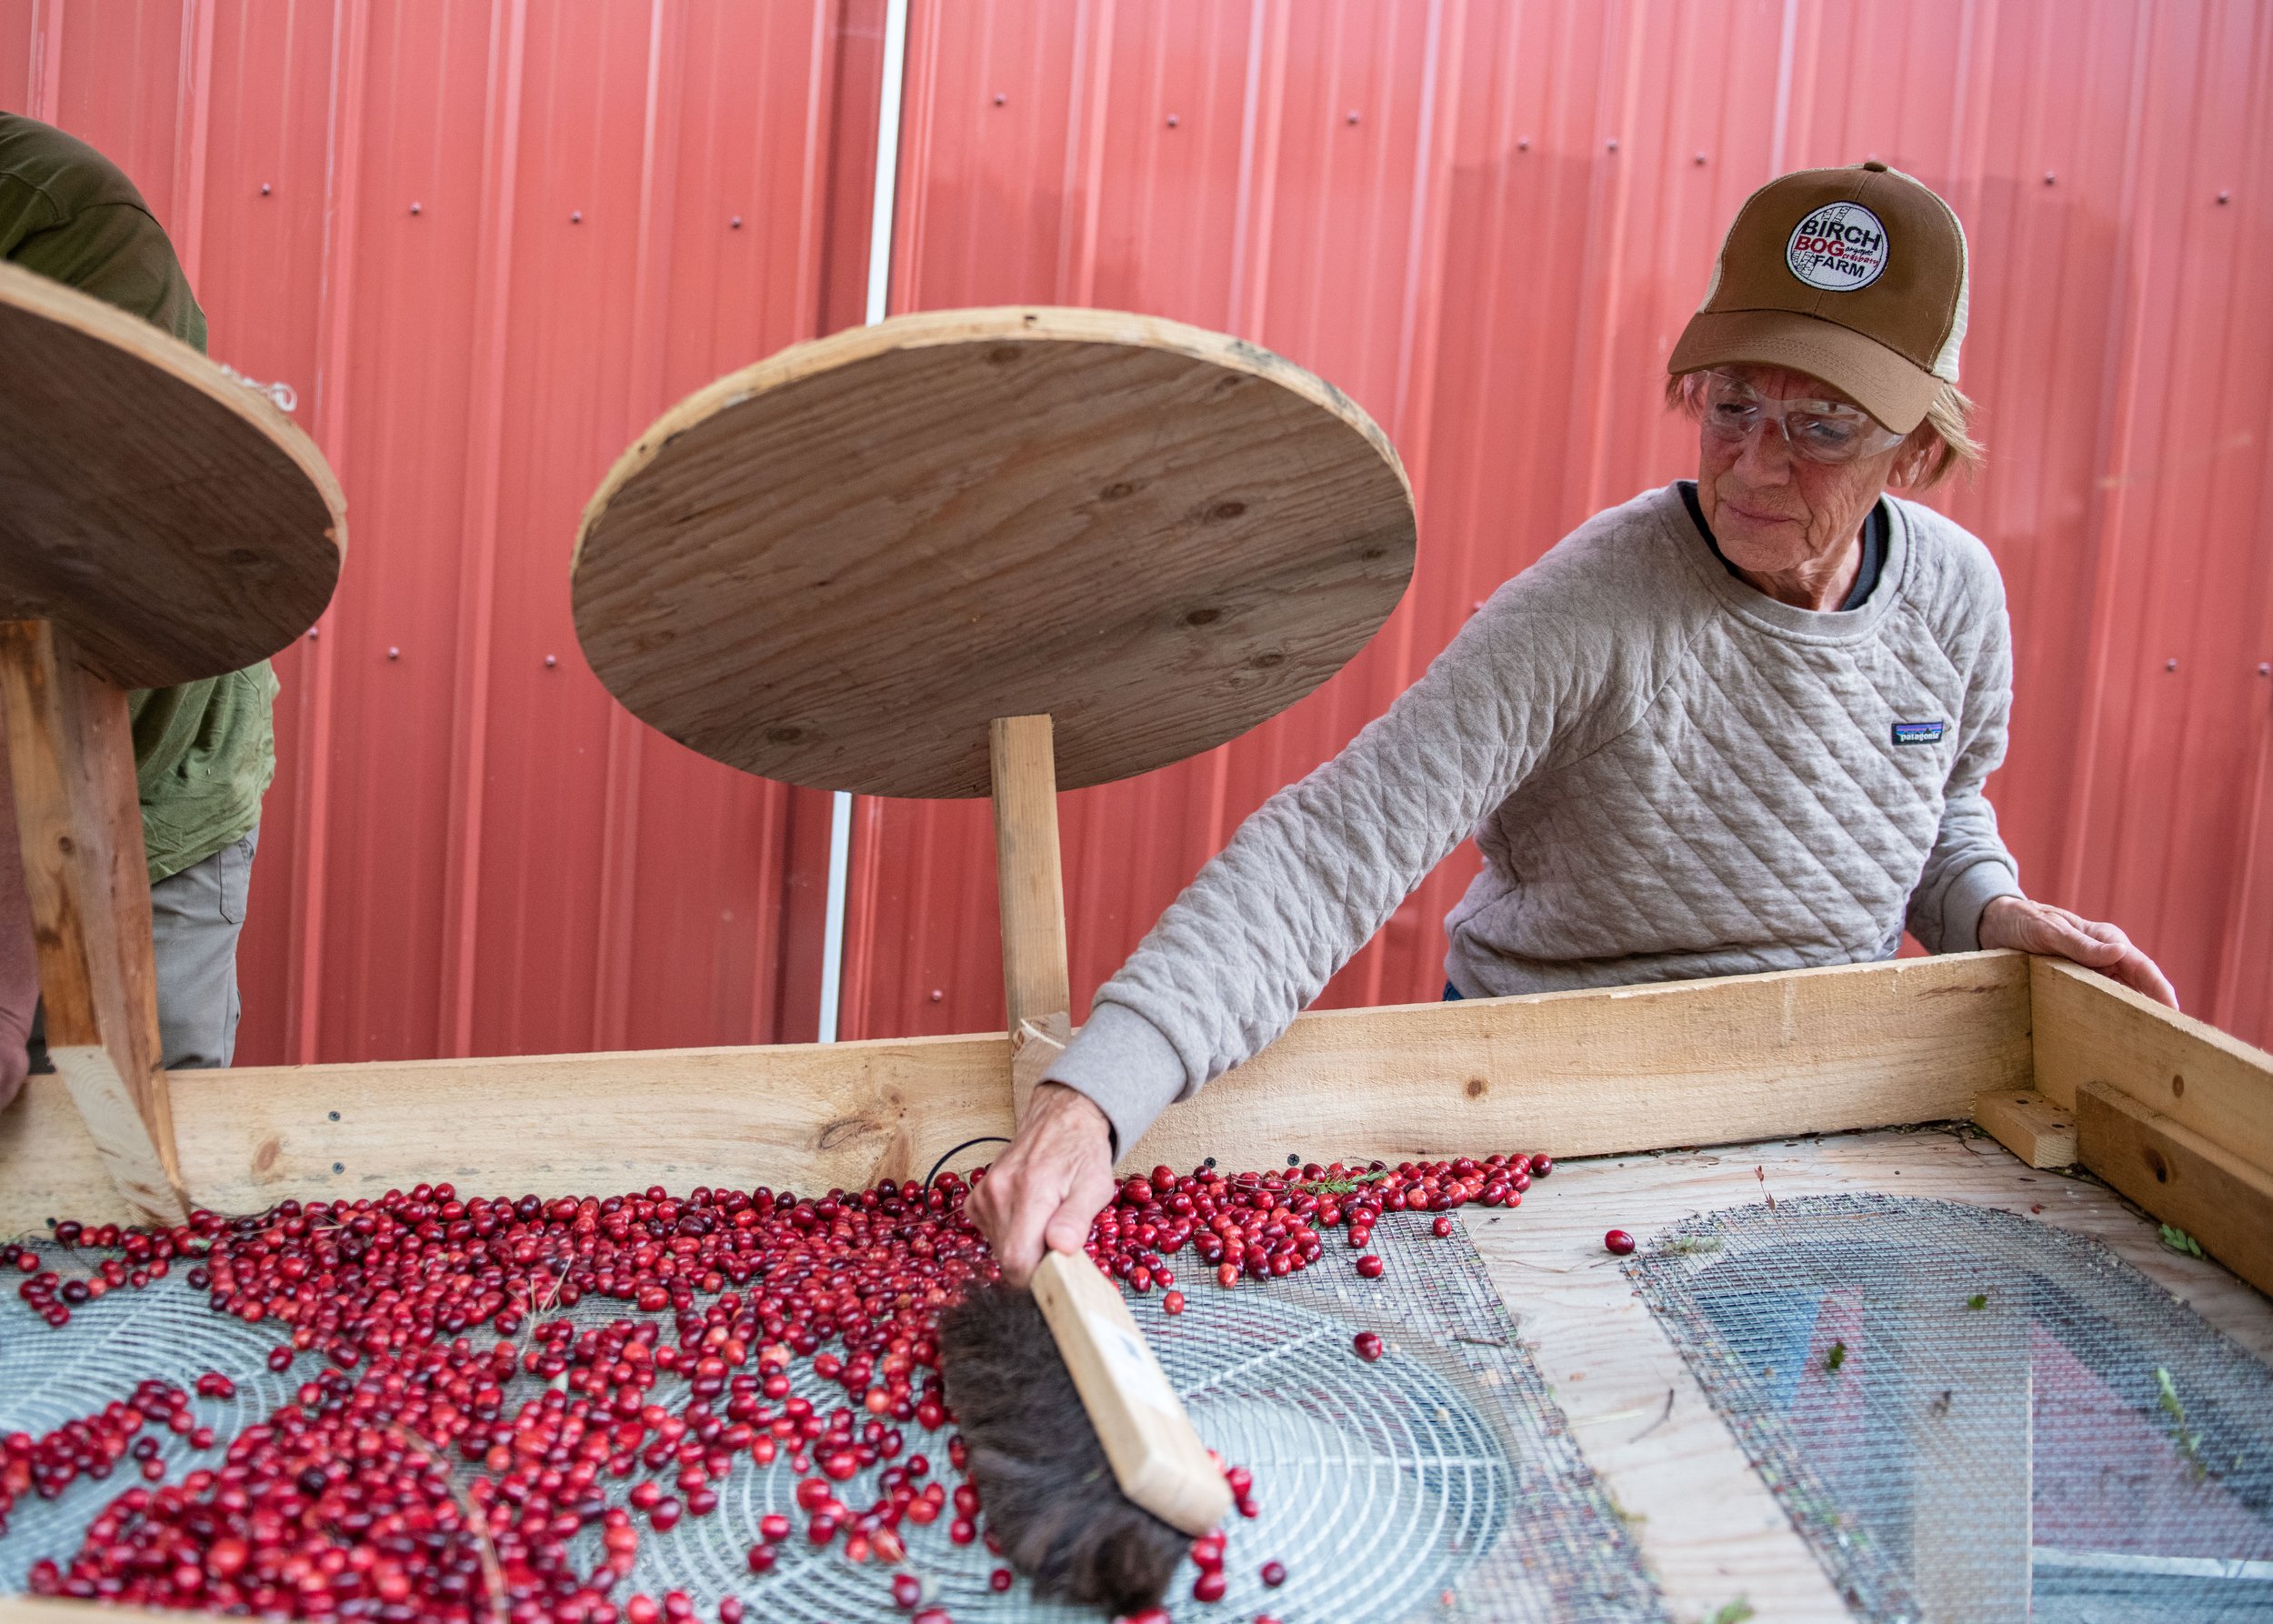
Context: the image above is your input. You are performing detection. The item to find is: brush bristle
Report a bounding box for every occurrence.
[938,1281,1188,1613]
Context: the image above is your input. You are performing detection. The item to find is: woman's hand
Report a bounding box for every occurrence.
[966,1082,1117,1288]
[1979,895,2178,1008]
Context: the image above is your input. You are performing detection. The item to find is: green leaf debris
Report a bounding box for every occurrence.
[1824,1340,1847,1373]
[2160,1224,2205,1258]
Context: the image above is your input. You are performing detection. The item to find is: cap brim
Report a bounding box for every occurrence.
[1667,309,1939,434]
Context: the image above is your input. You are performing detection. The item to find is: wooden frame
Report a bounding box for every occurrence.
[5,948,2266,1306]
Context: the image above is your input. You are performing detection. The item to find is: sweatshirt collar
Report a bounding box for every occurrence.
[1658,482,1909,642]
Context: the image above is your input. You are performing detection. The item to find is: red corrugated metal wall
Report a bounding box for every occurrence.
[8,0,2271,1061]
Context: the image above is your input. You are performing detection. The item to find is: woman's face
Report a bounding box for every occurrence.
[1695,364,1906,578]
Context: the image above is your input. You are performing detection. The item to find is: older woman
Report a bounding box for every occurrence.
[973,162,2176,1283]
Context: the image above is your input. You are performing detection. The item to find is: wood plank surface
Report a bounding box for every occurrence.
[0,262,343,689]
[1972,1087,2078,1168]
[0,620,185,1221]
[2031,957,2273,1172]
[1027,1247,1231,1535]
[1467,1127,2273,1622]
[0,954,2029,1234]
[2076,1079,2273,1298]
[570,306,1413,797]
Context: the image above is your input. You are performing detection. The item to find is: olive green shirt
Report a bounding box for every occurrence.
[0,113,276,882]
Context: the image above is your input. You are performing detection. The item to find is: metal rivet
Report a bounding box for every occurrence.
[328,1110,340,1121]
[260,182,272,195]
[409,201,422,215]
[545,655,557,668]
[2218,190,2231,204]
[305,627,320,640]
[1517,136,1531,151]
[332,1162,345,1174]
[2043,171,2057,185]
[730,215,742,228]
[570,209,583,223]
[1694,151,1707,165]
[387,646,401,660]
[2259,663,2270,677]
[993,93,1006,105]
[1347,110,1360,125]
[1166,113,1179,127]
[1606,137,1618,151]
[928,988,944,1003]
[2166,657,2178,671]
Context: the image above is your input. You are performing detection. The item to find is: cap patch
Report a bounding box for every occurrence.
[1786,203,1889,291]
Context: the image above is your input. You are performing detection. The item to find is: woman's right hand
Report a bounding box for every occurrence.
[966,1082,1117,1288]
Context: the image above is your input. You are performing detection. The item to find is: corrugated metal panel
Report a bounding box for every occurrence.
[5,1,2269,1058]
[4,0,880,1062]
[844,0,2273,1046]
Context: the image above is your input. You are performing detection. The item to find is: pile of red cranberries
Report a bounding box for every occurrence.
[5,1151,1548,1624]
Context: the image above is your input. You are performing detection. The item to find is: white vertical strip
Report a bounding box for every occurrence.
[1769,0,1797,174]
[818,0,911,1045]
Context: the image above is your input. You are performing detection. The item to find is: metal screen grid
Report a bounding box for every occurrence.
[1627,1193,2273,1624]
[3,1210,1664,1622]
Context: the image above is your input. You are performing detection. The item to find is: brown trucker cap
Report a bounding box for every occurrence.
[1668,161,1968,433]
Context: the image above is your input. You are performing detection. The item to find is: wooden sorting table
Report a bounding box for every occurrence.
[3,280,2270,1623]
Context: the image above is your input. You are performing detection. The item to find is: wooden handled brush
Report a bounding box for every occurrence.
[572,305,1415,1612]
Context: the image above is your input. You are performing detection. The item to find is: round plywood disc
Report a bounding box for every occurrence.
[0,263,345,689]
[573,307,1414,798]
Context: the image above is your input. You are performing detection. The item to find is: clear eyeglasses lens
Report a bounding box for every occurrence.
[1697,373,1898,465]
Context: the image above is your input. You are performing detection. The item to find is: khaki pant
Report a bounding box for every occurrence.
[0,821,257,1108]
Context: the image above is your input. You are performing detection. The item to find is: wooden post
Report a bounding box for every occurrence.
[989,715,1070,1122]
[0,619,187,1221]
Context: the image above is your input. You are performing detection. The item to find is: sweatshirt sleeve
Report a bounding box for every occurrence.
[1046,556,1626,1153]
[1904,555,2024,953]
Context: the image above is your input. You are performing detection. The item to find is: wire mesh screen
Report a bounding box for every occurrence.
[3,1209,1662,1622]
[1627,1194,2273,1624]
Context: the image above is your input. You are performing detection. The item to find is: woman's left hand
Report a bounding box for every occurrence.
[1978,895,2178,1008]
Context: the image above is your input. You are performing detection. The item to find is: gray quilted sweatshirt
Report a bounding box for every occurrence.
[1047,483,2025,1153]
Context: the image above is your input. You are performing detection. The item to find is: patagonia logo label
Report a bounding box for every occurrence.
[1891,720,1946,747]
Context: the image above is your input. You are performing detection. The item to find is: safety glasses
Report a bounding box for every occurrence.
[1687,370,1908,466]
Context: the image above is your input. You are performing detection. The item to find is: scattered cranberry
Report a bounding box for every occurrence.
[1530,1154,1553,1176]
[1193,1569,1227,1602]
[1162,1290,1186,1315]
[1354,1331,1385,1362]
[1431,1215,1454,1238]
[989,1567,1013,1591]
[1262,1559,1287,1586]
[1605,1229,1636,1256]
[891,1571,923,1609]
[1356,1254,1384,1278]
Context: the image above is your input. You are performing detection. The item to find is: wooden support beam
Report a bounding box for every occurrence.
[0,952,2030,1233]
[0,618,185,1221]
[1971,1088,2077,1168]
[2076,1079,2273,1298]
[2031,957,2273,1172]
[989,713,1070,1122]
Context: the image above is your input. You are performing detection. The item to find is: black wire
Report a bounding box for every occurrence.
[923,1137,1012,1195]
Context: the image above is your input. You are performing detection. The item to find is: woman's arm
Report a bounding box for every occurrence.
[974,565,1630,1282]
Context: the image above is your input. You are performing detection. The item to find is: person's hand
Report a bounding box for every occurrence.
[966,1082,1116,1288]
[1980,895,2178,1008]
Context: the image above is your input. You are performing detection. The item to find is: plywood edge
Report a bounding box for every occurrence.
[0,262,347,562]
[571,306,1409,574]
[2076,1079,2273,1298]
[0,954,2032,1233]
[0,1599,198,1624]
[2031,957,2273,1171]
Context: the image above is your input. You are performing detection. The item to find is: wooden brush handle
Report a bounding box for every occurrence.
[1029,1247,1232,1535]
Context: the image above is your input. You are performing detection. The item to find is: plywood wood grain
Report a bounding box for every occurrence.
[0,262,343,689]
[571,307,1413,797]
[1972,1088,2078,1168]
[2076,1079,2273,1298]
[1467,1128,2273,1622]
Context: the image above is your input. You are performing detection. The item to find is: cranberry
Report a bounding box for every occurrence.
[1431,1214,1454,1238]
[1605,1229,1636,1256]
[1356,1254,1384,1278]
[990,1567,1013,1591]
[891,1572,923,1609]
[1354,1331,1384,1362]
[746,1543,776,1573]
[1193,1569,1227,1601]
[1530,1154,1553,1176]
[1162,1290,1186,1316]
[1262,1559,1287,1586]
